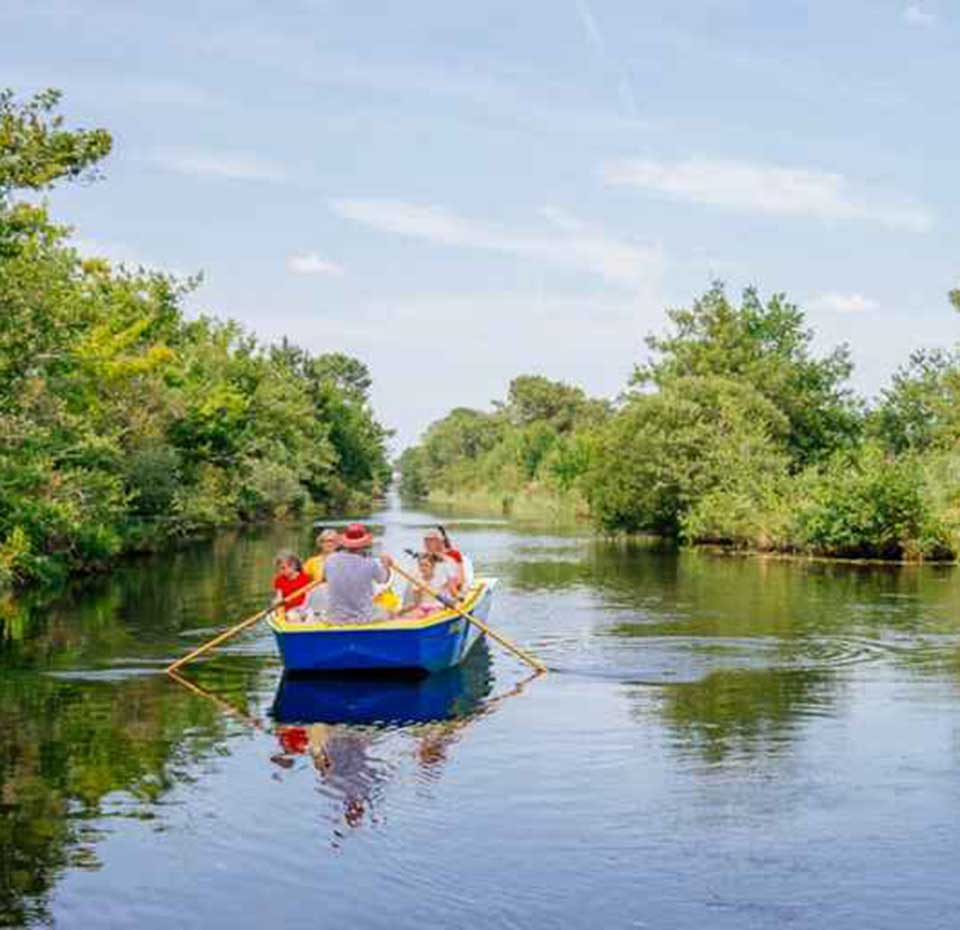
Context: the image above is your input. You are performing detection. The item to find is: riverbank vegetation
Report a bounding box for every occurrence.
[399,286,960,561]
[0,90,390,589]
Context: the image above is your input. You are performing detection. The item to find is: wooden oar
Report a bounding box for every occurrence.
[167,669,265,730]
[390,562,547,674]
[166,578,324,673]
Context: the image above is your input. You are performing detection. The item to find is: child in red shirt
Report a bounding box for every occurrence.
[273,552,313,621]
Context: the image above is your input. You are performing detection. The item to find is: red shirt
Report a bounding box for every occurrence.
[445,549,463,563]
[278,726,309,754]
[274,571,312,608]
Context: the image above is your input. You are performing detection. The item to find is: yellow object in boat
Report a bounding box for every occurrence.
[373,587,402,613]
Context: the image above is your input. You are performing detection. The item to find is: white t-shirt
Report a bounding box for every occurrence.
[403,560,457,609]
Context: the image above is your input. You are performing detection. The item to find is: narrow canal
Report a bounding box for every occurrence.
[2,497,959,928]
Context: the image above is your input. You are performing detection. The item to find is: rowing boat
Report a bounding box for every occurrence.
[267,578,498,674]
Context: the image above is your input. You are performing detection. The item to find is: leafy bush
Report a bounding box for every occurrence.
[681,481,795,551]
[236,458,308,520]
[791,446,952,559]
[586,377,790,534]
[124,443,181,517]
[169,465,237,535]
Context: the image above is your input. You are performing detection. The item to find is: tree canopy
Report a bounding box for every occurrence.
[634,283,861,466]
[0,89,389,588]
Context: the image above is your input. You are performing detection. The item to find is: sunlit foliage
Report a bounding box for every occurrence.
[0,89,389,588]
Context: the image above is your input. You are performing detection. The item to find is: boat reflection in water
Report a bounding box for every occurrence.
[269,643,528,841]
[271,639,495,726]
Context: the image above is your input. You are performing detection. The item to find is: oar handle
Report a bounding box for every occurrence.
[166,578,324,673]
[391,562,546,674]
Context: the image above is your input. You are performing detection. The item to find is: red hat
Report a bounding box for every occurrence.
[340,522,374,550]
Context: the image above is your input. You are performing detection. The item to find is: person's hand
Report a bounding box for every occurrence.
[379,552,394,569]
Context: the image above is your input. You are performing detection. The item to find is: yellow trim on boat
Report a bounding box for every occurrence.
[268,579,490,634]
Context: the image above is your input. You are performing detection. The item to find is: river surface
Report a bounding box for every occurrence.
[2,498,960,929]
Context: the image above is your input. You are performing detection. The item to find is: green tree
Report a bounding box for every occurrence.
[0,89,391,587]
[396,446,429,499]
[398,374,611,503]
[270,343,391,504]
[634,283,861,466]
[587,376,790,534]
[872,348,960,454]
[421,408,505,467]
[499,374,604,432]
[0,88,111,194]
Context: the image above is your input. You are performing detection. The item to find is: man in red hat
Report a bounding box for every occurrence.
[323,523,394,623]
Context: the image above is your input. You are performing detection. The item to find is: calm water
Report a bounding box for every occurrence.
[2,499,960,929]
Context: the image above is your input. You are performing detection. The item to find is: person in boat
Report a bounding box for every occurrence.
[423,526,466,595]
[304,528,340,583]
[400,552,458,618]
[273,552,314,622]
[323,522,393,624]
[303,528,339,620]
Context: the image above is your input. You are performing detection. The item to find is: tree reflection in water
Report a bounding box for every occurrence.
[651,667,839,767]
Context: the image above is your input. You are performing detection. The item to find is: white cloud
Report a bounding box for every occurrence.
[600,157,932,231]
[903,4,936,26]
[329,199,663,288]
[286,253,344,276]
[153,147,286,182]
[811,292,878,313]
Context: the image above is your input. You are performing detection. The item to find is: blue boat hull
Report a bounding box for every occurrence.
[269,579,496,674]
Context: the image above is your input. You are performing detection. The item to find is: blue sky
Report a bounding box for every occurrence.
[3,0,957,447]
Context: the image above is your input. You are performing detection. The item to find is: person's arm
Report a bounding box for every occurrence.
[444,560,463,596]
[444,577,459,603]
[373,552,392,584]
[408,582,423,608]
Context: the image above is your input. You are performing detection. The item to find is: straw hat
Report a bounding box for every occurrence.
[340,522,374,550]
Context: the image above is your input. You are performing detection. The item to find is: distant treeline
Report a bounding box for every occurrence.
[399,284,960,561]
[0,90,390,588]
